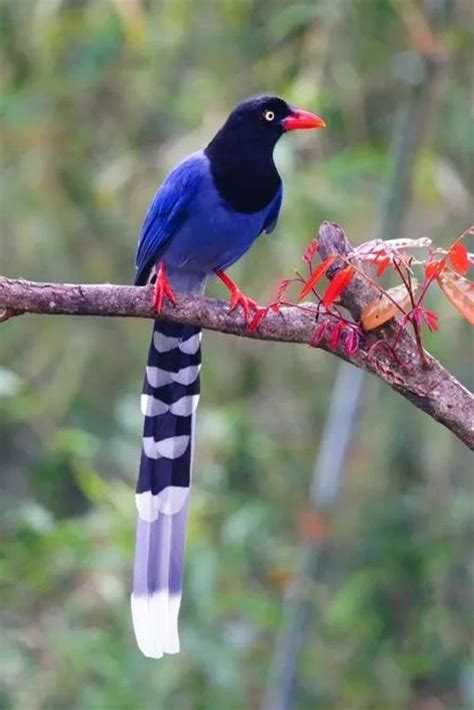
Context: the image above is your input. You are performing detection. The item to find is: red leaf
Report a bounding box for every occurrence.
[376,256,391,276]
[342,327,360,356]
[322,266,355,307]
[425,260,445,280]
[298,255,337,301]
[329,321,344,350]
[276,279,290,301]
[411,306,440,333]
[449,242,469,274]
[309,321,327,348]
[370,249,385,266]
[302,239,319,264]
[424,310,440,332]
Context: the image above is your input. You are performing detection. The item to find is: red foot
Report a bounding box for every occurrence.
[216,270,259,321]
[153,262,177,314]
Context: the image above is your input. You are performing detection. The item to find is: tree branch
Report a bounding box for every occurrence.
[1,222,472,449]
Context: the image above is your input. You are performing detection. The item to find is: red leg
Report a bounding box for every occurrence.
[216,270,259,321]
[153,262,177,314]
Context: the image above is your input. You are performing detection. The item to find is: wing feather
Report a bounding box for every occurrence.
[135,154,205,285]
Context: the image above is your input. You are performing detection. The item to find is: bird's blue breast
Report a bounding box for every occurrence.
[136,151,281,286]
[162,153,276,275]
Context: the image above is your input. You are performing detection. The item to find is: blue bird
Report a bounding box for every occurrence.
[132,96,325,658]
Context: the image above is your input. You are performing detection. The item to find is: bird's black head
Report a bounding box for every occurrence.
[218,96,292,148]
[207,95,325,156]
[205,95,325,213]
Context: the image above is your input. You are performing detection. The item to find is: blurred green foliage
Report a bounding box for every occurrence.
[1,1,473,708]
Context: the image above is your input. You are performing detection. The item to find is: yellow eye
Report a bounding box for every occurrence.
[263,109,275,122]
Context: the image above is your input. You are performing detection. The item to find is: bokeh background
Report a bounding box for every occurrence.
[1,1,473,708]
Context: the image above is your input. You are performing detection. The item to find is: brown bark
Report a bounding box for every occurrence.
[1,221,473,449]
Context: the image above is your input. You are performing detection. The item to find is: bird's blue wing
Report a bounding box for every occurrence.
[135,154,205,285]
[263,185,283,234]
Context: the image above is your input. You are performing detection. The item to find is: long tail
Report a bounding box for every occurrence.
[131,319,201,658]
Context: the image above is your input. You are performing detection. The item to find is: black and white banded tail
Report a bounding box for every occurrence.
[131,319,201,659]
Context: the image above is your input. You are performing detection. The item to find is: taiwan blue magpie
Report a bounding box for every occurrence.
[132,96,325,658]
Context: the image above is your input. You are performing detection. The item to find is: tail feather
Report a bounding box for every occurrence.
[132,320,201,658]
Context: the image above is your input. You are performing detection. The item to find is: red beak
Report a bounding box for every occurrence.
[282,108,326,131]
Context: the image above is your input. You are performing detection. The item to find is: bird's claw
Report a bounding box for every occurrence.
[228,288,259,321]
[153,263,177,314]
[216,270,259,323]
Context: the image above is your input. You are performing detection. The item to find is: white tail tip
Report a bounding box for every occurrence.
[131,591,181,659]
